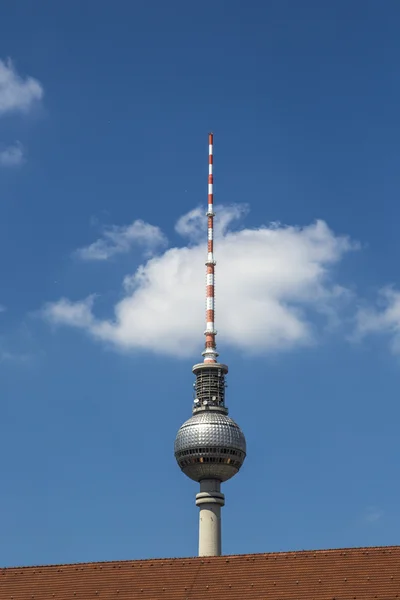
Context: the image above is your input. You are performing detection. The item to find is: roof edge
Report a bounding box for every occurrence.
[2,544,400,571]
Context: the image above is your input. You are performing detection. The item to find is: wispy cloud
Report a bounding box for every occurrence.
[74,219,167,261]
[364,506,384,523]
[43,295,95,328]
[0,332,33,365]
[0,58,43,116]
[0,349,31,364]
[43,206,358,358]
[175,203,248,242]
[0,141,24,167]
[354,286,400,353]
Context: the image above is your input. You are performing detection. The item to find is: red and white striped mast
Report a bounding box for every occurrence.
[202,132,218,364]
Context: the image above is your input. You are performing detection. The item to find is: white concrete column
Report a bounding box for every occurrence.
[195,479,225,556]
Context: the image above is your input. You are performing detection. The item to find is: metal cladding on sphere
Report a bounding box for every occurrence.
[174,410,246,482]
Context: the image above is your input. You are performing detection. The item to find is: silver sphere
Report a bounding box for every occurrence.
[174,410,246,482]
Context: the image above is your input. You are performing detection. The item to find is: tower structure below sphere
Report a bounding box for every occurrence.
[174,134,246,557]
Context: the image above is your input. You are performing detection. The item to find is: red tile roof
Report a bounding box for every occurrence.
[1,546,399,599]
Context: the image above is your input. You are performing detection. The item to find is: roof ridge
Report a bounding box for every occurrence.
[2,544,399,571]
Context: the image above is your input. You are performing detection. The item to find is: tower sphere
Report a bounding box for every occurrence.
[174,409,246,482]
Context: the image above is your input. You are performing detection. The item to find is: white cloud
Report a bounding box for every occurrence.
[0,58,43,116]
[43,207,357,358]
[74,219,167,261]
[355,287,400,353]
[0,141,24,167]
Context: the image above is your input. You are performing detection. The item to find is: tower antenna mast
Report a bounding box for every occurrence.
[203,132,218,363]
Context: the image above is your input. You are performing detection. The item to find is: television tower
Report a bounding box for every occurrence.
[174,133,246,557]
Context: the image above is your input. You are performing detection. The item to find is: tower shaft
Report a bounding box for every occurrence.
[196,479,224,556]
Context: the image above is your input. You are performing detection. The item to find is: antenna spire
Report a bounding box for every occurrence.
[202,132,218,364]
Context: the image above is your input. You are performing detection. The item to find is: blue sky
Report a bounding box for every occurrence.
[1,0,400,567]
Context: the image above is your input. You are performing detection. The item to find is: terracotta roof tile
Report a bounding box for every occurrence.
[1,545,400,599]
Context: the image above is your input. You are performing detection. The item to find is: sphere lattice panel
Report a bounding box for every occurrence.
[174,410,246,482]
